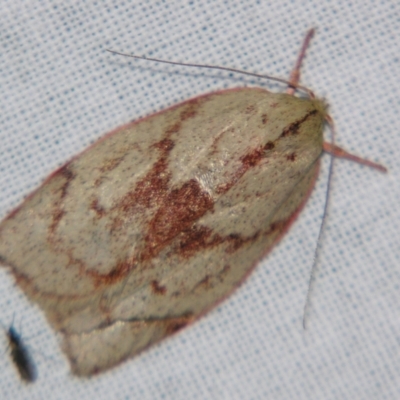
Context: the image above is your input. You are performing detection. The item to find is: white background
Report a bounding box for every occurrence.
[0,1,399,399]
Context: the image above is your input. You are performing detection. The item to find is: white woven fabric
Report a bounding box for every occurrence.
[0,1,398,399]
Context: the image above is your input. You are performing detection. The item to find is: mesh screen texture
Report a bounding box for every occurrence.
[0,1,398,399]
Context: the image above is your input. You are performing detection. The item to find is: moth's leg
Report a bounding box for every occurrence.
[286,28,315,95]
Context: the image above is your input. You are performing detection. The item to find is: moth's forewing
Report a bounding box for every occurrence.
[0,88,325,375]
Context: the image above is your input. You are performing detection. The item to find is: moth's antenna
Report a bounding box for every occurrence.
[302,119,336,330]
[302,115,387,328]
[106,49,314,97]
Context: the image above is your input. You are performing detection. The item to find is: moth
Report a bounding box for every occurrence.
[4,322,37,382]
[0,29,385,376]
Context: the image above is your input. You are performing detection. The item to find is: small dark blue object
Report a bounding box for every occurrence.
[6,325,37,383]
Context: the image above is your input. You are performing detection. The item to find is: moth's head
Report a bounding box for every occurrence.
[311,98,328,119]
